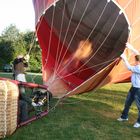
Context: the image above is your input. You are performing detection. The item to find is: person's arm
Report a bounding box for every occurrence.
[24,54,30,62]
[126,43,139,55]
[120,53,131,69]
[120,53,140,73]
[23,54,30,68]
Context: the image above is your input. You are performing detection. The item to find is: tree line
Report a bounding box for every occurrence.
[0,24,42,72]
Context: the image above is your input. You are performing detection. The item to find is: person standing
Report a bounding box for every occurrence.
[118,43,140,128]
[13,54,31,122]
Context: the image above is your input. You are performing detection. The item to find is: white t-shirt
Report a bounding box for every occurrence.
[123,59,140,88]
[15,73,26,82]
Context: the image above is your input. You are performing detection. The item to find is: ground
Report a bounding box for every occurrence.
[0,73,140,140]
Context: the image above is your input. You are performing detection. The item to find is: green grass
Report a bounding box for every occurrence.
[0,73,140,140]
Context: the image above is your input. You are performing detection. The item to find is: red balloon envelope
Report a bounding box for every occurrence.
[32,0,140,97]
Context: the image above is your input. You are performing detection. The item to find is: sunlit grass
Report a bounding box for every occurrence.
[0,72,140,140]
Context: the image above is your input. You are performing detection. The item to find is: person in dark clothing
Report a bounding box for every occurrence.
[117,43,140,128]
[13,54,31,123]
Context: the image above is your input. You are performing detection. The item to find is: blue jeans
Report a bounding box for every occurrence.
[121,87,140,123]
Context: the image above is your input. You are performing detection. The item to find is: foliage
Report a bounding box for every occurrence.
[29,56,42,72]
[29,41,42,72]
[1,24,20,42]
[0,25,42,72]
[0,39,14,65]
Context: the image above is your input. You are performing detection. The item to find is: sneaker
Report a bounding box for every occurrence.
[117,117,128,121]
[133,122,140,128]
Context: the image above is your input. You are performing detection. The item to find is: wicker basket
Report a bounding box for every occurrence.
[0,80,19,138]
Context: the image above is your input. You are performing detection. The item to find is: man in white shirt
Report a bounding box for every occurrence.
[117,43,140,128]
[13,54,31,122]
[13,54,29,81]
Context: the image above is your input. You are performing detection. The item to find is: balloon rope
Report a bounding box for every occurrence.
[27,0,46,83]
[57,1,109,75]
[26,0,49,63]
[59,85,110,105]
[59,83,115,106]
[30,0,57,83]
[132,35,140,43]
[53,0,78,73]
[56,57,117,81]
[132,17,140,26]
[43,0,46,10]
[123,0,134,10]
[61,59,119,98]
[76,14,120,70]
[52,0,67,78]
[116,60,136,76]
[45,0,56,64]
[55,11,121,84]
[132,0,140,26]
[54,0,91,74]
[58,10,120,78]
[31,0,134,86]
[130,0,140,42]
[30,61,48,83]
[42,58,119,111]
[27,32,36,55]
[27,0,47,56]
[28,0,50,83]
[71,58,116,74]
[66,0,91,49]
[41,63,120,114]
[53,0,91,76]
[32,0,136,109]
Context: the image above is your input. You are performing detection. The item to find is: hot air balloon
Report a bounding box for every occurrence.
[1,0,140,138]
[33,0,140,97]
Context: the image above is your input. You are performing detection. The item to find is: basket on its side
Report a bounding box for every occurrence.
[0,80,19,138]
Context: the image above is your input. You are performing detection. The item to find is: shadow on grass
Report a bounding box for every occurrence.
[94,87,129,98]
[4,95,140,140]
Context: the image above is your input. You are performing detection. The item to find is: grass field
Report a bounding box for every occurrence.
[1,73,140,140]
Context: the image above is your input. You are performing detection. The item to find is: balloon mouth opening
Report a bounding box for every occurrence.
[37,0,129,94]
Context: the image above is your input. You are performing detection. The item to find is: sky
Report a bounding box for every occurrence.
[0,0,35,35]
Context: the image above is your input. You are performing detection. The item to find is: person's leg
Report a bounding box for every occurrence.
[121,87,135,119]
[19,86,32,104]
[134,88,140,123]
[19,100,28,123]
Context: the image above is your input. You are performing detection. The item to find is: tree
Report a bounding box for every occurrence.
[1,24,20,41]
[0,25,42,72]
[0,25,21,68]
[0,39,14,67]
[12,33,27,58]
[23,32,42,72]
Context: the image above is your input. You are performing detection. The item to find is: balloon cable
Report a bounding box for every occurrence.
[58,5,120,78]
[54,0,78,74]
[54,0,91,74]
[57,1,109,75]
[45,0,57,65]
